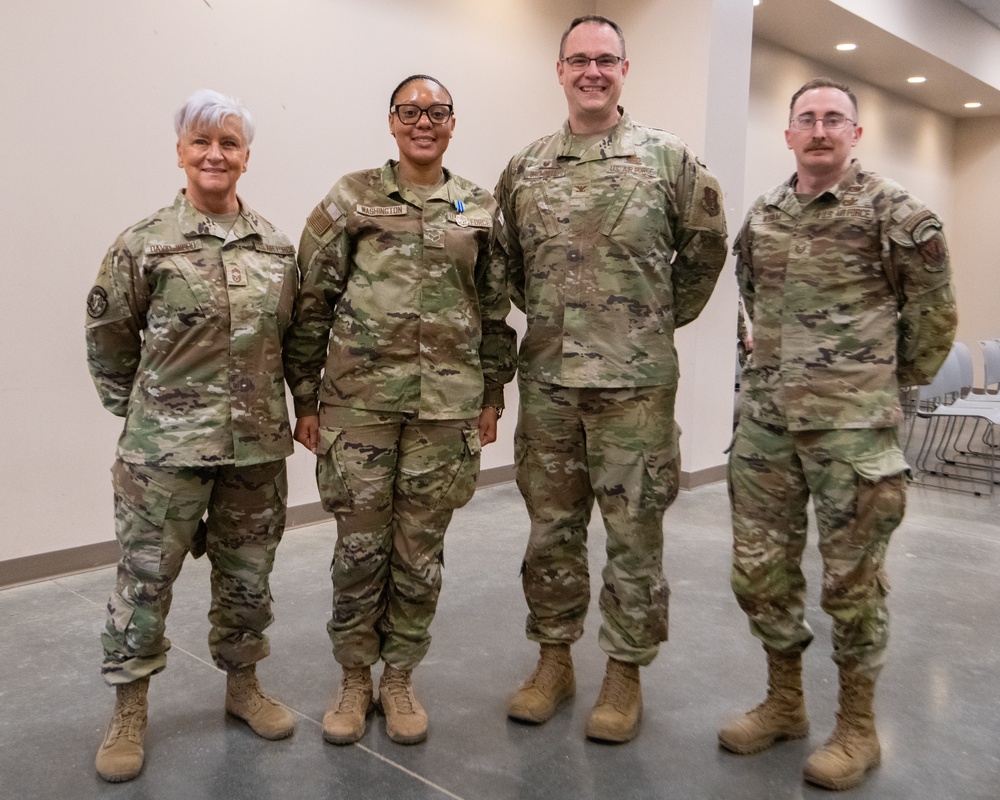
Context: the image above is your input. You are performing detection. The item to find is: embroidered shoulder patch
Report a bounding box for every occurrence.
[87,286,109,318]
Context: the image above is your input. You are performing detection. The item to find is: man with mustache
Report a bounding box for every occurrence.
[719,78,956,790]
[494,15,727,743]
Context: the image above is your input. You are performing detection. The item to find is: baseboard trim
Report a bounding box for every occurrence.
[0,464,522,590]
[680,464,727,490]
[0,540,122,591]
[0,463,722,590]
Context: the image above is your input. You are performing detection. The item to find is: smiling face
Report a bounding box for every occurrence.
[557,21,628,133]
[785,87,862,190]
[389,79,455,177]
[176,114,249,214]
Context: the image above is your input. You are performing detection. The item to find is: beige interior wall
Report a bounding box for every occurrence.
[0,0,590,563]
[952,116,1000,350]
[3,0,992,567]
[746,40,955,218]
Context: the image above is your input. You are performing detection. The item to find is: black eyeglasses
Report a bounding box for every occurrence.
[390,104,454,125]
[560,55,624,71]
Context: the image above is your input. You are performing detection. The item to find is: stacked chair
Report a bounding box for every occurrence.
[907,340,1000,496]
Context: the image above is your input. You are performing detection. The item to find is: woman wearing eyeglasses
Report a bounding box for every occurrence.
[284,74,516,746]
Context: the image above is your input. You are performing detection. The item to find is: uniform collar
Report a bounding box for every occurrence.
[381,159,455,206]
[555,106,635,162]
[174,190,265,243]
[780,159,864,204]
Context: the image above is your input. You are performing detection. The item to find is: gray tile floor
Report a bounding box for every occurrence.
[1,479,997,799]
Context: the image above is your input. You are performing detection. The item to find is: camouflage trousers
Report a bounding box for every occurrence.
[514,380,680,666]
[102,459,287,684]
[728,418,908,679]
[317,405,481,671]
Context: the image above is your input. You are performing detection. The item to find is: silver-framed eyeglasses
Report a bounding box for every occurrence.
[391,104,453,125]
[560,54,625,71]
[789,113,855,130]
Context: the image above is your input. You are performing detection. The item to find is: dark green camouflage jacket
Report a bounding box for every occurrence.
[735,160,957,430]
[85,192,297,466]
[495,109,728,388]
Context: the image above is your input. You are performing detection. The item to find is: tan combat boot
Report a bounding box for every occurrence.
[718,646,809,754]
[377,665,428,744]
[323,666,375,745]
[507,643,575,724]
[225,664,295,740]
[95,677,149,783]
[803,671,881,790]
[585,658,642,743]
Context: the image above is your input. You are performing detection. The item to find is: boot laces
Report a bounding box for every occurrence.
[107,686,146,745]
[525,650,566,691]
[596,661,635,710]
[383,670,415,714]
[336,671,370,713]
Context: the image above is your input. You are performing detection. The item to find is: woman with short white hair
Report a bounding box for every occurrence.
[86,88,297,782]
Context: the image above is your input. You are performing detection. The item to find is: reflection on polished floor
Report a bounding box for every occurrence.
[1,479,997,799]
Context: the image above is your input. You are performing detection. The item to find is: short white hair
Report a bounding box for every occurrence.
[174,88,255,145]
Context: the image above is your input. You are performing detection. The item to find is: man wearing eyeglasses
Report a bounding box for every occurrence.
[494,15,727,744]
[719,78,956,790]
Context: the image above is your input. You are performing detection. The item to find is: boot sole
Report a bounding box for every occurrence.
[585,708,642,744]
[718,724,809,755]
[375,699,428,745]
[323,699,375,745]
[225,708,295,740]
[803,753,881,791]
[507,686,575,724]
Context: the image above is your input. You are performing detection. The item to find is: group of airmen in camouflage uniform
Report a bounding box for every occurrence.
[84,14,956,792]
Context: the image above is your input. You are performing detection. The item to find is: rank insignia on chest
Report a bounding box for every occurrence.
[227,265,248,286]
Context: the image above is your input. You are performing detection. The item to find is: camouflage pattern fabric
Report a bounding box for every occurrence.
[728,418,907,680]
[316,405,481,671]
[515,380,679,666]
[102,459,287,684]
[284,161,516,420]
[85,191,297,467]
[494,108,728,388]
[734,160,957,430]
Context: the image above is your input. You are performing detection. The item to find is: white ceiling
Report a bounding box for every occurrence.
[753,0,1000,118]
[956,0,1000,29]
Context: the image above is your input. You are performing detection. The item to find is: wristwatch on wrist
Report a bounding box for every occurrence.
[486,405,503,419]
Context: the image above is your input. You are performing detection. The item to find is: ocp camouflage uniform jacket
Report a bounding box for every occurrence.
[284,161,516,420]
[85,191,297,466]
[494,108,728,388]
[735,159,957,431]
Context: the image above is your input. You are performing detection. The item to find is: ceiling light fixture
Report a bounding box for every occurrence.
[965,102,982,108]
[836,43,857,51]
[753,0,760,6]
[907,76,926,84]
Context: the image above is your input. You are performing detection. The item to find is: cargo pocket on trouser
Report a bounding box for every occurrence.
[639,422,682,519]
[111,460,173,576]
[435,427,482,511]
[316,427,355,513]
[104,461,177,673]
[850,445,909,590]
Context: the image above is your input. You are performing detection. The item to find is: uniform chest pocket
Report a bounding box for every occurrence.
[161,256,218,332]
[600,176,671,258]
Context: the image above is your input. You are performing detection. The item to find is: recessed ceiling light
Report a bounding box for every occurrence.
[753,0,761,6]
[965,102,982,108]
[907,76,927,84]
[836,43,857,51]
